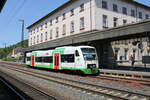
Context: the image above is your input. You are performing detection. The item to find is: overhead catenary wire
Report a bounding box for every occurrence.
[0,0,28,47]
[3,0,20,22]
[1,0,27,32]
[6,0,28,26]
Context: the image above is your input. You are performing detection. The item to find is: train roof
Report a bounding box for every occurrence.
[56,46,95,49]
[78,46,95,48]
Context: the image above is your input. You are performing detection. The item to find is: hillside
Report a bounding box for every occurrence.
[0,40,28,59]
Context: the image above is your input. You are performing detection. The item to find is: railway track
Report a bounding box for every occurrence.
[96,75,150,86]
[1,61,150,86]
[0,67,57,100]
[1,64,150,100]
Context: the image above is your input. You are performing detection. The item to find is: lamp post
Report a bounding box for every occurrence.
[19,19,24,47]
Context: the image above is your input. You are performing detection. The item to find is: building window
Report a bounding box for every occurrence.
[62,13,66,20]
[50,20,52,26]
[37,35,39,43]
[70,9,74,16]
[102,15,108,28]
[30,38,32,46]
[41,25,43,30]
[56,17,59,23]
[56,27,59,37]
[30,31,32,35]
[33,36,35,45]
[102,1,107,9]
[41,33,43,42]
[50,30,53,39]
[32,30,34,34]
[122,7,127,15]
[113,17,118,27]
[124,49,129,60]
[133,49,136,59]
[37,27,39,32]
[80,17,85,30]
[31,30,33,35]
[114,48,119,61]
[70,21,74,33]
[80,4,84,12]
[45,23,47,28]
[139,12,142,19]
[33,29,35,34]
[131,9,135,17]
[113,4,118,12]
[45,32,47,41]
[33,30,35,34]
[62,24,66,35]
[123,19,127,25]
[145,14,149,19]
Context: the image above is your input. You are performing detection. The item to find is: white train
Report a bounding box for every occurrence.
[25,46,100,75]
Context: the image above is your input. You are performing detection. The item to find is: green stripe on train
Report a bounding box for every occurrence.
[34,64,53,68]
[32,64,99,74]
[61,66,99,74]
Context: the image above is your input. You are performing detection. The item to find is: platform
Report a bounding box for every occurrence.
[101,63,150,78]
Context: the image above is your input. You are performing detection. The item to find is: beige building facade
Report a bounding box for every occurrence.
[108,37,150,66]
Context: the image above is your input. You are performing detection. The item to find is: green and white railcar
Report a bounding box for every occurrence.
[26,46,99,75]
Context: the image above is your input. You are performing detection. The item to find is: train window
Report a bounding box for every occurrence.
[36,57,43,62]
[75,50,80,56]
[27,57,31,61]
[43,56,53,63]
[81,48,96,53]
[61,54,75,63]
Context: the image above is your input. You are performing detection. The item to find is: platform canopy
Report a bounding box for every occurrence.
[0,0,6,12]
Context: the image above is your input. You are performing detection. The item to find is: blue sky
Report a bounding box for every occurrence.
[0,0,149,48]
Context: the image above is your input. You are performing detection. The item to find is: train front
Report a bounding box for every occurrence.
[79,46,100,75]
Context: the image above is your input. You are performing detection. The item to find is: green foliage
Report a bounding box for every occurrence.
[2,57,20,61]
[0,40,28,59]
[14,40,28,48]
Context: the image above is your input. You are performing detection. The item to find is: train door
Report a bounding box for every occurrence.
[54,53,60,69]
[31,55,35,66]
[75,50,82,68]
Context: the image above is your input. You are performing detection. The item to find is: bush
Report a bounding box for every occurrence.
[2,57,23,62]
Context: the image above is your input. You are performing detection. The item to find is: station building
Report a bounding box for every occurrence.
[27,0,150,67]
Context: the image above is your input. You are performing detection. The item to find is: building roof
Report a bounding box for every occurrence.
[0,0,7,12]
[27,0,150,29]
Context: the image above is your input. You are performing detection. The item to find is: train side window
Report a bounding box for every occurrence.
[43,56,53,63]
[36,57,43,62]
[61,54,75,63]
[75,50,80,56]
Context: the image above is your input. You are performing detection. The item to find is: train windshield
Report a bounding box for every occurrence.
[81,48,97,60]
